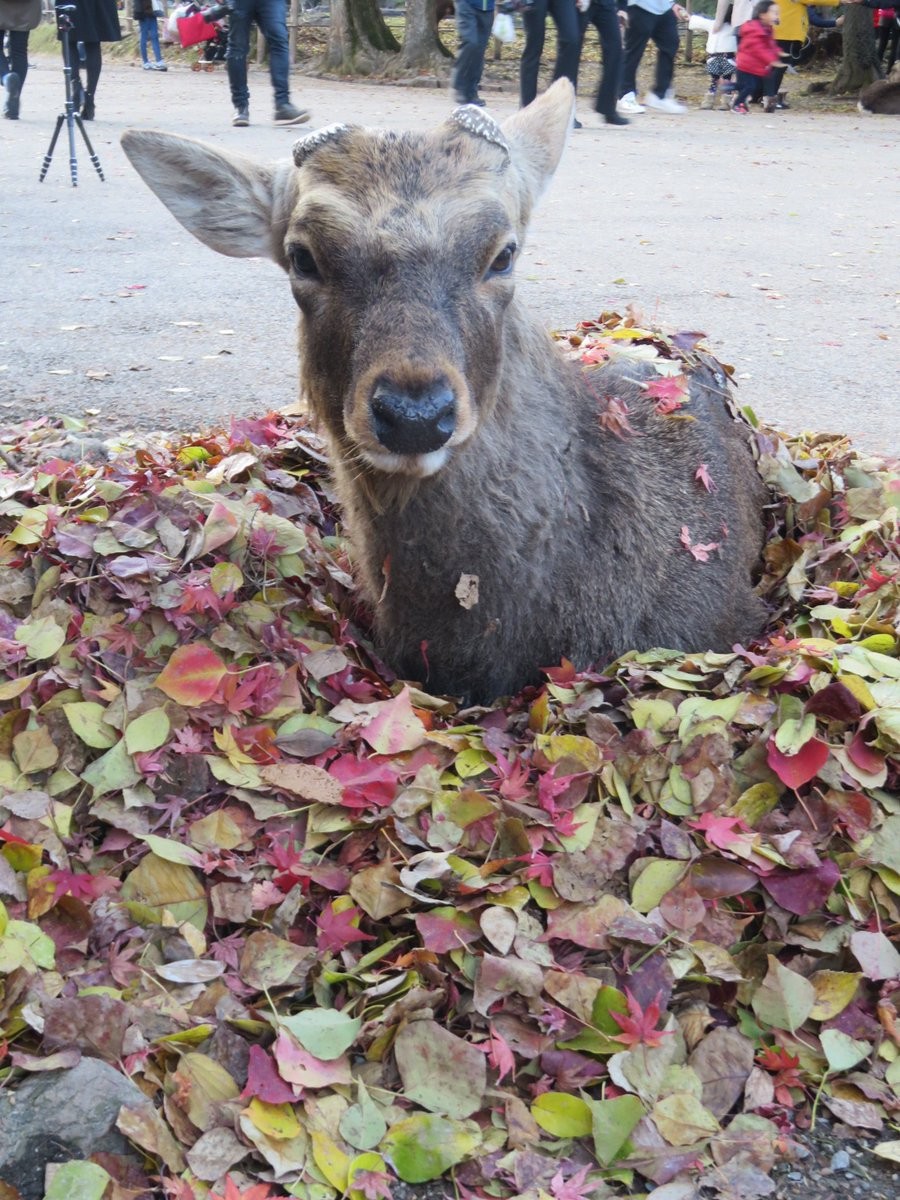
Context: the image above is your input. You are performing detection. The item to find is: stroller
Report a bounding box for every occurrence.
[171,1,229,70]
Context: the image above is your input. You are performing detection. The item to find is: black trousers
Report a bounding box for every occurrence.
[620,3,679,100]
[453,1,493,103]
[577,0,624,117]
[520,0,582,107]
[1,29,29,86]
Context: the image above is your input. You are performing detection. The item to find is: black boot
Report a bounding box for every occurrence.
[81,92,95,121]
[2,71,21,120]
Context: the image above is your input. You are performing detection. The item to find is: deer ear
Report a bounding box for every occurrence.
[500,78,575,204]
[121,129,292,262]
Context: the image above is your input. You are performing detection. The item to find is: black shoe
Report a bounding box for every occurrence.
[273,101,310,125]
[81,93,95,121]
[603,112,630,126]
[232,106,249,126]
[454,95,486,107]
[2,71,21,119]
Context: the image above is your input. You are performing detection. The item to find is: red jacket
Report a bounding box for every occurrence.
[736,19,783,75]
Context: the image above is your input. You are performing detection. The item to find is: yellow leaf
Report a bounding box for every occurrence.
[809,970,861,1021]
[530,1092,592,1138]
[246,1098,302,1141]
[311,1128,350,1191]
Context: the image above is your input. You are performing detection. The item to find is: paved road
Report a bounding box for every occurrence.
[1,56,898,453]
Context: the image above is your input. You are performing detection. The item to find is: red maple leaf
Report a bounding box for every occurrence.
[352,1171,394,1200]
[757,1044,804,1107]
[610,989,672,1048]
[44,869,120,903]
[549,1165,595,1200]
[316,903,376,955]
[482,1027,517,1083]
[644,374,689,414]
[210,1180,288,1200]
[679,525,721,562]
[689,812,750,850]
[695,462,716,492]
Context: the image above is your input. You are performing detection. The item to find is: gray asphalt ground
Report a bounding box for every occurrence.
[0,54,898,454]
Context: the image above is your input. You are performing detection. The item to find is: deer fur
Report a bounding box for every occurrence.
[121,81,767,704]
[859,64,900,115]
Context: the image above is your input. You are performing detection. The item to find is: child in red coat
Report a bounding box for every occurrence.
[733,0,782,112]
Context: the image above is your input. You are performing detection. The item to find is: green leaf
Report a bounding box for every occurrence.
[393,1019,487,1119]
[124,707,171,754]
[820,1029,871,1073]
[63,701,119,749]
[586,1094,644,1166]
[530,1092,593,1138]
[381,1114,481,1183]
[751,956,816,1033]
[631,859,686,914]
[81,740,140,797]
[43,1160,111,1200]
[15,616,66,661]
[279,1008,362,1061]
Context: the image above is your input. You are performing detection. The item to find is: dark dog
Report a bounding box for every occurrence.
[859,63,900,113]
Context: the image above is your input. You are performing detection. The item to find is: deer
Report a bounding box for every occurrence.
[121,80,768,705]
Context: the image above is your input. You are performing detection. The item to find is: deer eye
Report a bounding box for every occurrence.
[289,244,320,280]
[486,242,516,279]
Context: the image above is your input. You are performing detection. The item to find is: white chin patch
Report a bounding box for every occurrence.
[363,447,451,477]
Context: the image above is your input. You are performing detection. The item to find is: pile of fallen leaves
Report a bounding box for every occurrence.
[0,317,899,1200]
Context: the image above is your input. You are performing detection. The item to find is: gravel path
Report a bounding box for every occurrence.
[0,54,898,455]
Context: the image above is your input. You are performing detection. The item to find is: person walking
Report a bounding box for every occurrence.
[451,0,494,105]
[577,0,631,124]
[618,0,690,115]
[689,4,738,108]
[133,0,167,71]
[227,0,309,127]
[761,0,842,110]
[732,0,782,112]
[57,0,122,121]
[520,0,583,116]
[0,0,41,119]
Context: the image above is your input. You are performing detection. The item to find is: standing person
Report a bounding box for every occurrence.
[577,0,630,124]
[0,0,42,119]
[451,0,494,105]
[520,0,584,119]
[689,4,738,107]
[618,0,690,114]
[133,0,167,70]
[761,0,841,110]
[227,0,310,127]
[732,0,782,112]
[57,0,123,121]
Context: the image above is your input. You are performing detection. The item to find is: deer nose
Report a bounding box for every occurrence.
[370,378,456,456]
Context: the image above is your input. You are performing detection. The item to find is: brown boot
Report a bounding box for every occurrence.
[700,91,716,109]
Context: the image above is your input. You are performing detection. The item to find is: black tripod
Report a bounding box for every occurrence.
[39,5,105,187]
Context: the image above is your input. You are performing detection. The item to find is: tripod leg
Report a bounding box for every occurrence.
[67,104,79,187]
[39,115,66,182]
[75,116,106,182]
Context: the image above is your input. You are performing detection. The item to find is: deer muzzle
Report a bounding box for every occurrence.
[370,376,457,457]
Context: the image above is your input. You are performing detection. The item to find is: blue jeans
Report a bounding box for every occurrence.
[227,0,291,109]
[452,0,493,103]
[139,17,162,64]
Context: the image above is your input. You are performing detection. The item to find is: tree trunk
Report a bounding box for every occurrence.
[829,6,881,93]
[401,0,453,66]
[323,0,400,74]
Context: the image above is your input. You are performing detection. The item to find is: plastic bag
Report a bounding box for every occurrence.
[492,11,515,42]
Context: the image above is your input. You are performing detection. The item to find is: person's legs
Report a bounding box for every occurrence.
[148,18,163,63]
[226,0,252,112]
[620,3,652,98]
[256,0,290,107]
[452,2,492,102]
[733,68,758,109]
[520,0,550,106]
[592,0,623,116]
[649,6,678,98]
[139,17,151,63]
[4,28,28,83]
[549,0,581,85]
[81,41,101,117]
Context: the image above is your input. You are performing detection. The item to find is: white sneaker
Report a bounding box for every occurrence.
[617,92,646,114]
[644,92,688,114]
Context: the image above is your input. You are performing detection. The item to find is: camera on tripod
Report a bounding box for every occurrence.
[55,2,77,31]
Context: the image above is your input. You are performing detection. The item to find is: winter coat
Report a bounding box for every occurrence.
[772,0,840,42]
[60,0,123,42]
[688,12,737,53]
[0,0,42,32]
[133,0,159,20]
[735,17,782,74]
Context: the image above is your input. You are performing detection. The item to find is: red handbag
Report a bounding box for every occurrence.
[177,12,219,47]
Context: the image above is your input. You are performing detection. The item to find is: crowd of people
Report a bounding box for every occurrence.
[1,0,898,125]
